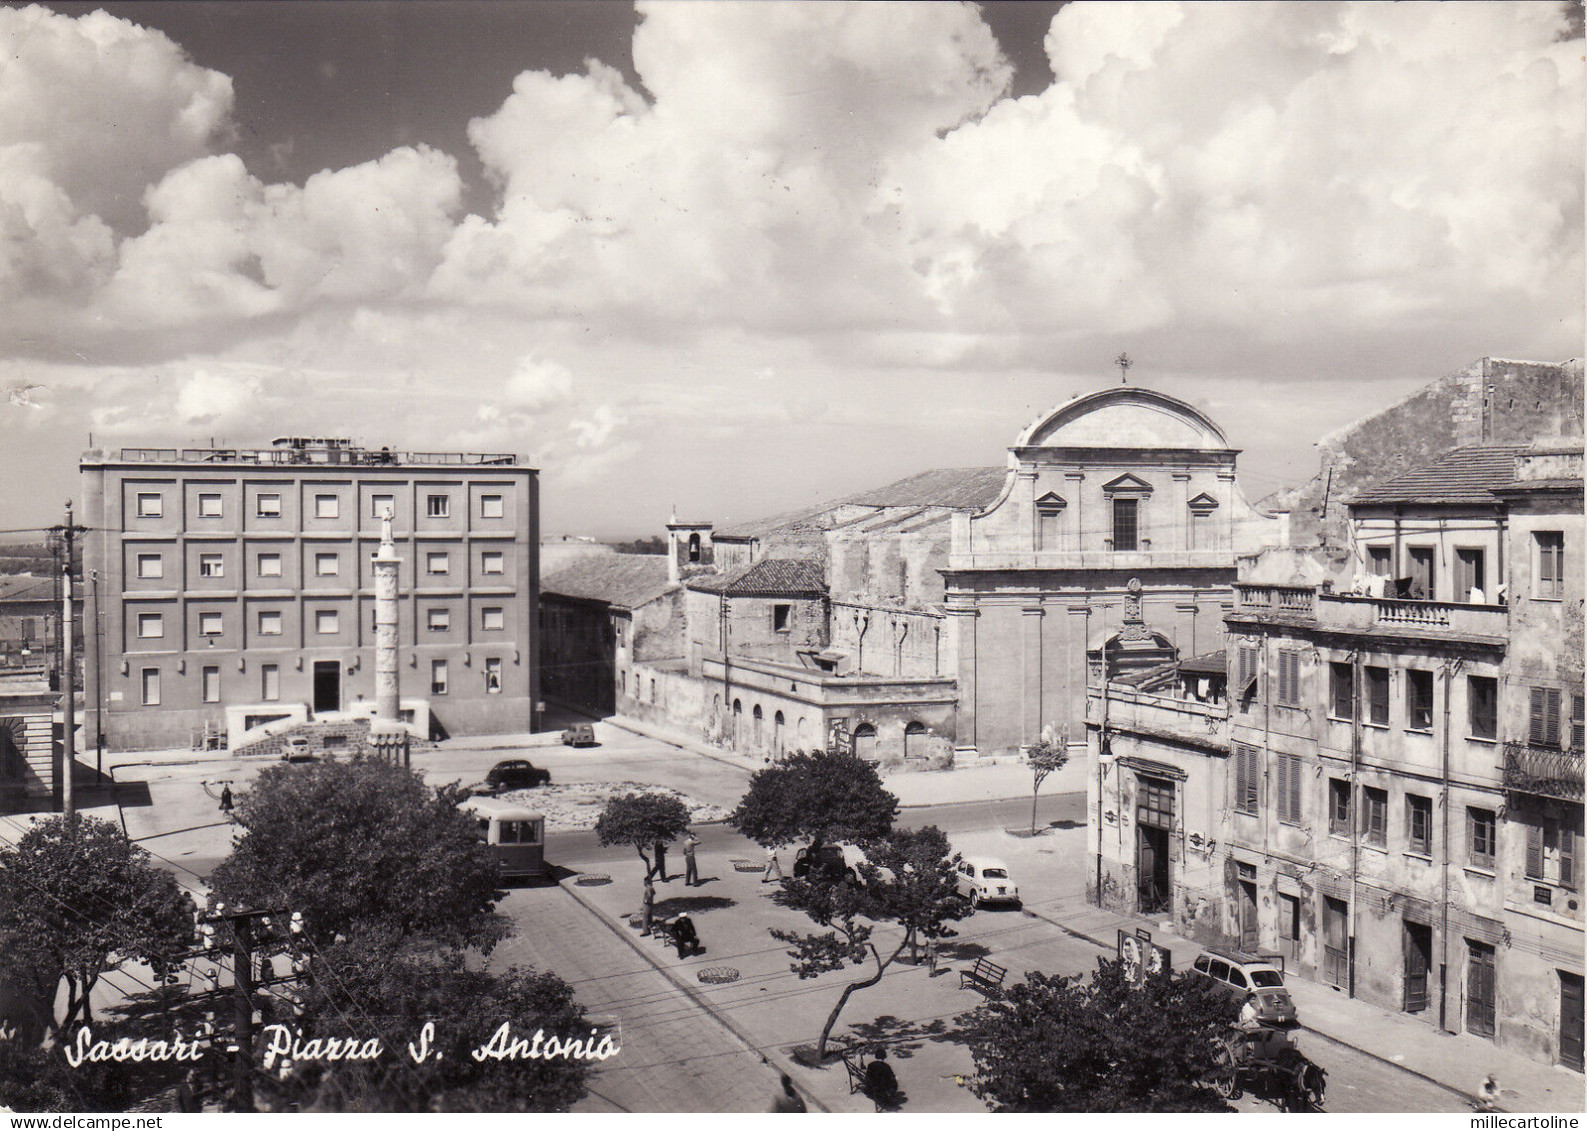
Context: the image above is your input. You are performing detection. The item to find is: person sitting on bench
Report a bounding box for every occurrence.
[862,1046,900,1109]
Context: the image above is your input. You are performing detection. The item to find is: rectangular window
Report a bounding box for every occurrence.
[370,494,394,519]
[1111,497,1139,552]
[1468,807,1497,869]
[1275,650,1302,707]
[1367,545,1392,576]
[316,610,338,635]
[261,663,279,701]
[1408,547,1435,600]
[136,492,163,518]
[140,668,160,705]
[199,612,222,636]
[1366,665,1390,726]
[480,494,504,519]
[1361,786,1387,846]
[1532,687,1563,747]
[202,665,220,703]
[1329,778,1352,836]
[1455,548,1485,603]
[426,551,449,575]
[773,604,791,632]
[137,612,163,639]
[484,656,502,693]
[197,493,222,518]
[315,552,339,577]
[427,608,451,632]
[314,494,339,519]
[256,493,281,517]
[1407,669,1434,731]
[1527,821,1578,890]
[136,553,163,579]
[1536,531,1565,599]
[1469,676,1498,740]
[1407,794,1433,856]
[1329,661,1354,720]
[426,494,450,518]
[481,551,504,575]
[1237,645,1260,700]
[431,659,448,695]
[1276,754,1303,824]
[1234,745,1261,815]
[257,552,282,578]
[199,553,224,578]
[482,607,504,631]
[257,610,282,636]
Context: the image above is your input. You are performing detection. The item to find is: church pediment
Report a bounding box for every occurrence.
[1015,388,1233,451]
[1187,492,1220,512]
[1036,491,1067,509]
[1101,473,1153,495]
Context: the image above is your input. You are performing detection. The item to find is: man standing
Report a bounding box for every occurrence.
[640,877,656,936]
[653,838,669,882]
[683,830,700,887]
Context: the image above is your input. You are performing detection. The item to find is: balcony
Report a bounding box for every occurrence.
[1228,589,1507,645]
[1235,584,1315,614]
[1503,742,1584,803]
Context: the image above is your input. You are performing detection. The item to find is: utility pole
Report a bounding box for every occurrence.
[210,905,288,1112]
[51,501,86,823]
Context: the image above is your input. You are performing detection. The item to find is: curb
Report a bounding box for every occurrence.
[556,876,834,1113]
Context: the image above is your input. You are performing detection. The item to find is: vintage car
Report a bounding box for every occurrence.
[482,758,552,792]
[1192,948,1299,1026]
[955,856,1020,909]
[561,724,598,747]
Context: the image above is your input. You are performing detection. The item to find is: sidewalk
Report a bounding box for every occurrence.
[1021,899,1584,1114]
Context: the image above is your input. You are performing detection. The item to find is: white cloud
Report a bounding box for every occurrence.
[174,369,261,425]
[501,354,574,414]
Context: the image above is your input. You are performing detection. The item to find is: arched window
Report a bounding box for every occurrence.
[852,722,878,762]
[774,710,785,757]
[904,721,928,761]
[688,532,701,563]
[733,699,743,748]
[796,716,810,748]
[752,704,764,749]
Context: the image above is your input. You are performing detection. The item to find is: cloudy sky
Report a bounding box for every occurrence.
[0,1,1580,538]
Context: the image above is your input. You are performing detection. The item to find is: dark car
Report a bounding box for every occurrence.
[561,724,598,747]
[792,843,857,884]
[484,759,552,793]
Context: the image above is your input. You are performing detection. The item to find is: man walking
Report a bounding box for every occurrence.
[683,830,700,887]
[653,839,669,882]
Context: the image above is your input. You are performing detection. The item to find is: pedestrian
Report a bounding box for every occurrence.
[762,843,783,884]
[653,839,669,882]
[218,784,233,814]
[770,1073,807,1113]
[671,913,699,958]
[1476,1073,1501,1113]
[639,877,656,936]
[863,1046,901,1110]
[683,830,700,887]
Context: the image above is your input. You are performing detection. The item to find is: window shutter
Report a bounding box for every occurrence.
[1546,689,1562,747]
[1532,688,1548,745]
[1573,695,1585,751]
[1526,823,1545,880]
[1561,826,1576,889]
[1285,755,1302,822]
[1274,754,1287,817]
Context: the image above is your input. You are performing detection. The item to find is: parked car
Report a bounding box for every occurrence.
[483,759,552,792]
[1192,948,1299,1026]
[561,724,598,747]
[280,735,315,763]
[954,856,1020,909]
[792,843,859,884]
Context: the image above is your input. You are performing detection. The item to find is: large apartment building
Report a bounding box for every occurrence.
[81,439,539,751]
[1088,441,1583,1069]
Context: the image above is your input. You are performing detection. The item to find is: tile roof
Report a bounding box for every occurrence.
[540,555,673,610]
[687,558,826,596]
[714,466,1004,540]
[1348,445,1529,506]
[0,573,54,602]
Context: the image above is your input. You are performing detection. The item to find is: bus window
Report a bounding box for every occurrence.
[473,818,490,841]
[500,819,542,845]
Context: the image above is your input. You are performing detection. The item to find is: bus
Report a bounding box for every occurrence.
[458,796,548,882]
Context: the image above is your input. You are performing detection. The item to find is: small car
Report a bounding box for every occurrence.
[280,735,315,762]
[561,724,598,747]
[1192,948,1299,1026]
[955,856,1020,909]
[792,843,859,884]
[484,759,552,792]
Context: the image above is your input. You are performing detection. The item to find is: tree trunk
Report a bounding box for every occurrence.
[636,844,653,879]
[1030,770,1049,834]
[814,936,909,1060]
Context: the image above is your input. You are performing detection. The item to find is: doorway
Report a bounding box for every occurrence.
[313,661,340,714]
[1467,940,1497,1038]
[1135,776,1174,916]
[1403,921,1432,1013]
[1561,972,1583,1070]
[1323,897,1350,989]
[1278,892,1302,967]
[1237,864,1259,951]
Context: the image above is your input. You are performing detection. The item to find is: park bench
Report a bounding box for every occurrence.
[959,956,1007,996]
[839,1047,869,1094]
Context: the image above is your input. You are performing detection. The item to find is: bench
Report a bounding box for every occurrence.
[839,1048,869,1094]
[959,956,1007,996]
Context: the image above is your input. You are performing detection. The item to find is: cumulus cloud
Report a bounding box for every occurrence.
[502,354,575,414]
[174,369,261,425]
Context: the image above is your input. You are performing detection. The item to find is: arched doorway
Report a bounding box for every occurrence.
[796,716,810,750]
[752,704,764,751]
[732,699,743,749]
[773,711,785,759]
[852,722,878,762]
[903,721,927,761]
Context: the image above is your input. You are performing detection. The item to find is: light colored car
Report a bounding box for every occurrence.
[280,735,314,762]
[955,856,1020,909]
[1192,948,1299,1026]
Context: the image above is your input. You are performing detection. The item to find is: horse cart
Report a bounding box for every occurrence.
[1207,1025,1327,1111]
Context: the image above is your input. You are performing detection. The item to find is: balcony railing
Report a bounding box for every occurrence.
[111,447,518,467]
[1503,742,1584,802]
[1234,584,1315,614]
[1375,599,1458,628]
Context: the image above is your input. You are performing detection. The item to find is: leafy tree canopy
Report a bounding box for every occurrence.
[255,934,591,1113]
[729,749,898,849]
[963,958,1238,1112]
[0,815,193,1039]
[593,792,691,877]
[208,758,505,952]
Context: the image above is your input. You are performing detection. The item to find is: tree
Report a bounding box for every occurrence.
[593,792,690,880]
[770,824,963,1061]
[208,758,506,952]
[728,749,898,850]
[962,957,1237,1112]
[253,934,591,1112]
[0,815,194,1038]
[1026,732,1070,834]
